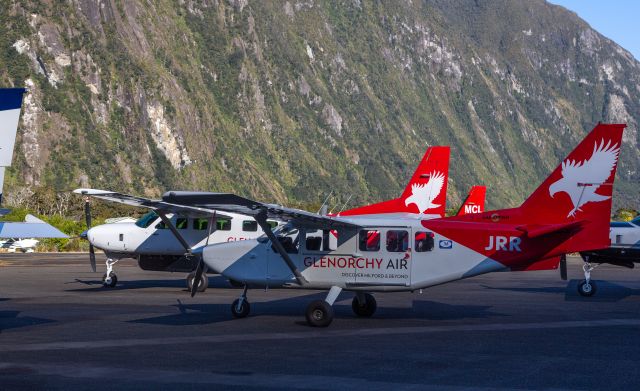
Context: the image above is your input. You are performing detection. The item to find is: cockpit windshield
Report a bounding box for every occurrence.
[632,216,640,226]
[135,211,158,228]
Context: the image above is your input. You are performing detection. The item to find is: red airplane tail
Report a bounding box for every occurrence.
[427,124,625,272]
[339,146,450,217]
[455,186,486,216]
[512,123,625,254]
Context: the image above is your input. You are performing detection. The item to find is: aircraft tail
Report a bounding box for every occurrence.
[515,123,625,253]
[0,88,27,206]
[425,124,625,272]
[339,146,450,216]
[455,186,486,216]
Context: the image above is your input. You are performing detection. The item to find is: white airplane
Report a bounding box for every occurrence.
[74,146,454,288]
[158,123,621,326]
[576,217,640,296]
[3,238,39,253]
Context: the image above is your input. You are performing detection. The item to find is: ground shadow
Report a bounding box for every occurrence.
[64,275,232,292]
[0,310,55,333]
[129,292,500,326]
[480,280,640,302]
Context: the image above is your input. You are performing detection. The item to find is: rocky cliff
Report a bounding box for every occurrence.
[1,0,638,211]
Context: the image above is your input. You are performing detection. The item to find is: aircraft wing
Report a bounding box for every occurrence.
[0,215,69,239]
[73,189,234,220]
[160,191,361,230]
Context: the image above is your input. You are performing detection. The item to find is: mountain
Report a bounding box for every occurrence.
[1,0,638,211]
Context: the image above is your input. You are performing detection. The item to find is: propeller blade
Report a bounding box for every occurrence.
[84,197,92,229]
[83,197,95,272]
[89,244,96,273]
[560,255,567,281]
[190,259,205,298]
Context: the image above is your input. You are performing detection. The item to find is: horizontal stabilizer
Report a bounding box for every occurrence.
[0,220,69,238]
[516,220,585,239]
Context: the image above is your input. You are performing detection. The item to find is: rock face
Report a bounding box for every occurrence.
[1,0,639,210]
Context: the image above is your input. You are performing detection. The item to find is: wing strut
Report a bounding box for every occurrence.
[255,210,308,286]
[157,210,191,254]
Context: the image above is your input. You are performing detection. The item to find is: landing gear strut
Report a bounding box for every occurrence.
[186,271,208,292]
[306,286,342,327]
[102,259,119,288]
[578,261,599,297]
[352,292,377,317]
[231,285,250,318]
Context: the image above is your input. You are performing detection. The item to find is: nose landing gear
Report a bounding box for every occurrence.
[102,259,119,288]
[578,262,598,297]
[231,285,250,318]
[186,271,209,292]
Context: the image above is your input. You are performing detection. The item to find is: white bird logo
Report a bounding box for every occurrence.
[404,171,445,214]
[549,139,620,218]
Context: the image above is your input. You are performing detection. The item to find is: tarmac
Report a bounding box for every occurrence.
[1,253,639,390]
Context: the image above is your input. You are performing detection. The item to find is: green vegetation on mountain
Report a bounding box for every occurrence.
[1,0,639,214]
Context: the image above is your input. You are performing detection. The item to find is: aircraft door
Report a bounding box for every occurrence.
[355,228,411,287]
[300,228,358,285]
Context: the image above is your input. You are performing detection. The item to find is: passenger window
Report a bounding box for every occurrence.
[267,220,278,229]
[242,220,258,232]
[176,217,188,230]
[193,218,208,231]
[415,231,434,252]
[305,236,322,251]
[386,230,409,252]
[305,230,337,251]
[216,218,231,231]
[156,221,167,229]
[359,230,380,252]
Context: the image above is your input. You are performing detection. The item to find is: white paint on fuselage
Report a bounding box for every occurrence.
[203,216,506,292]
[86,212,278,258]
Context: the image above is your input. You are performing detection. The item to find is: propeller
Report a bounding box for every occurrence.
[84,196,96,273]
[190,212,216,297]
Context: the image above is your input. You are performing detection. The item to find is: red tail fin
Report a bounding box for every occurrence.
[456,186,486,216]
[339,146,450,216]
[520,124,624,224]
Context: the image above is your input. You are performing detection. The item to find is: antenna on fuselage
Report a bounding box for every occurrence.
[317,190,334,215]
[336,194,353,214]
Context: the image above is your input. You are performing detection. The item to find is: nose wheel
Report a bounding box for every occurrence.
[102,259,119,288]
[186,271,209,292]
[578,261,599,297]
[231,286,250,318]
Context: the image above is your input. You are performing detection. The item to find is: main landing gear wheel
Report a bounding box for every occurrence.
[578,280,597,297]
[352,293,377,317]
[186,272,208,292]
[231,298,250,318]
[306,300,334,327]
[102,272,117,288]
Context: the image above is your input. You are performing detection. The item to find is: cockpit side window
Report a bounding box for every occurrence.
[176,217,188,230]
[216,218,231,231]
[193,218,208,231]
[135,211,158,228]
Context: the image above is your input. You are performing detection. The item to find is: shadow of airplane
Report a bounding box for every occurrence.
[0,310,55,333]
[129,292,501,326]
[64,275,232,292]
[480,280,640,302]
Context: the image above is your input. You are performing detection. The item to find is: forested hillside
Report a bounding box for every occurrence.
[1,0,638,212]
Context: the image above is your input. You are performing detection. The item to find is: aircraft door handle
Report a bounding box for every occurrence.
[352,253,362,257]
[152,233,159,236]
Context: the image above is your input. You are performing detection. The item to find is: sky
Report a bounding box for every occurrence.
[548,0,640,60]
